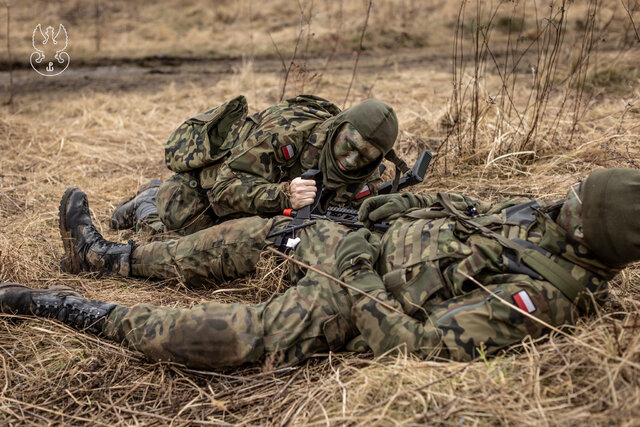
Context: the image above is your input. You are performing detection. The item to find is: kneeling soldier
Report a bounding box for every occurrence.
[0,168,638,369]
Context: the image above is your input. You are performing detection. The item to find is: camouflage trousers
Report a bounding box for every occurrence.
[102,217,359,369]
[137,172,217,237]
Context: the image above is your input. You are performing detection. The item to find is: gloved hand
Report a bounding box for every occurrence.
[358,193,427,228]
[335,228,381,276]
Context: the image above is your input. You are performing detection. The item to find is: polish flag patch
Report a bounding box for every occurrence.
[356,185,371,199]
[282,144,295,160]
[512,290,536,313]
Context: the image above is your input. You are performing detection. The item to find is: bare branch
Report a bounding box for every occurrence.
[3,0,13,106]
[343,0,372,108]
[621,0,640,43]
[280,2,306,101]
[268,32,288,74]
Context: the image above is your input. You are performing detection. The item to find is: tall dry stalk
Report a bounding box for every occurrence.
[312,0,344,93]
[3,0,13,107]
[94,0,102,52]
[247,0,256,100]
[621,0,640,43]
[343,0,372,108]
[447,0,585,165]
[279,1,307,101]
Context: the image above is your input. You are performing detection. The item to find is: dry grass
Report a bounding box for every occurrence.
[0,0,640,425]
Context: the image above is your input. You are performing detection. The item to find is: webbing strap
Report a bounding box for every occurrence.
[520,249,583,304]
[409,219,428,267]
[393,219,429,269]
[384,149,410,174]
[428,218,446,261]
[391,166,401,193]
[460,216,584,304]
[393,222,412,269]
[385,150,410,193]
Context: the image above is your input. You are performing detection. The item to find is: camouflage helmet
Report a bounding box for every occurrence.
[582,168,640,268]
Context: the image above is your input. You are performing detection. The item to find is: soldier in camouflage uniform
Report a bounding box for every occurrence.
[111,95,399,236]
[1,168,639,369]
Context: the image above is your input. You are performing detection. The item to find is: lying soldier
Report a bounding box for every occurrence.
[1,168,638,370]
[111,95,400,236]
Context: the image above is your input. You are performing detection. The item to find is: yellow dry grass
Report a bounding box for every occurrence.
[1,0,640,425]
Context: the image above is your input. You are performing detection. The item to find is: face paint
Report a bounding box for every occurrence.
[331,123,382,172]
[557,181,585,240]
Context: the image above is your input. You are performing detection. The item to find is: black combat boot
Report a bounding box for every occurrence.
[0,282,116,335]
[110,179,162,230]
[59,187,135,276]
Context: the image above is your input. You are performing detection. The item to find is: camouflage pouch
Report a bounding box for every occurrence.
[380,217,472,317]
[165,95,248,173]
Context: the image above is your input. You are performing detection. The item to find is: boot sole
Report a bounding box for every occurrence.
[59,187,85,274]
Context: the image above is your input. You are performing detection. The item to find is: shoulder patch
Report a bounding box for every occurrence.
[282,144,296,160]
[512,290,536,313]
[356,185,371,199]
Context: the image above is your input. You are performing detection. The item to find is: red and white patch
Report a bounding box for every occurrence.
[281,145,295,160]
[356,185,371,199]
[512,290,536,313]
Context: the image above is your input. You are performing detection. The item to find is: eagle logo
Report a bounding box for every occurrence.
[30,24,70,77]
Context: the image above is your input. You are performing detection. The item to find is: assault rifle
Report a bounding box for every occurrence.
[294,149,431,211]
[267,198,389,252]
[273,206,390,233]
[267,150,431,243]
[377,150,432,194]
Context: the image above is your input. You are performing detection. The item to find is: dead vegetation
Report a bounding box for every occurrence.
[0,0,639,424]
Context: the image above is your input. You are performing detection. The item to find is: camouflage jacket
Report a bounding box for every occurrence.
[194,95,381,217]
[340,192,619,361]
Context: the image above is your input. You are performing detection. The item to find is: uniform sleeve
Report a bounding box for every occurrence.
[342,263,575,361]
[341,266,446,359]
[208,133,293,216]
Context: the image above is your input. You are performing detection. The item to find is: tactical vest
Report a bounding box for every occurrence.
[380,194,598,317]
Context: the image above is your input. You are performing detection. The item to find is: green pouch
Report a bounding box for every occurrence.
[165,95,248,172]
[382,262,443,318]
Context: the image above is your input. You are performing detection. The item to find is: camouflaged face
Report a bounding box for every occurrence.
[556,182,585,242]
[332,123,382,172]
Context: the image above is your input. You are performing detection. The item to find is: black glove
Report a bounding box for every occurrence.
[335,228,381,276]
[358,193,427,228]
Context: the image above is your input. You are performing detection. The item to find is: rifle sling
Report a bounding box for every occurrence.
[385,149,411,194]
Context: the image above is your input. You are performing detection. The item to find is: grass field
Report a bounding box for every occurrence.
[1,0,640,424]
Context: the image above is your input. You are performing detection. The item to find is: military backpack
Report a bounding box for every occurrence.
[165,95,248,173]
